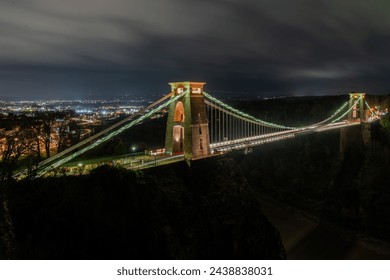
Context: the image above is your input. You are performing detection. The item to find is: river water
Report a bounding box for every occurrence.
[260,199,390,259]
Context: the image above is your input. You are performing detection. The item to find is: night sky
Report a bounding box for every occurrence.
[1,0,390,100]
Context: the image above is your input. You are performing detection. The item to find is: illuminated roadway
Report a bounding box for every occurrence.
[210,120,362,153]
[61,120,365,174]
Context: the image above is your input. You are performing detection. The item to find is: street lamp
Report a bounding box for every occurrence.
[77,163,83,175]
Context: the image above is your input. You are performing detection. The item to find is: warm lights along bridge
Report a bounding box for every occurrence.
[17,81,378,178]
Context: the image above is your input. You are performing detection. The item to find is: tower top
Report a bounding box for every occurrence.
[349,92,366,99]
[169,81,206,94]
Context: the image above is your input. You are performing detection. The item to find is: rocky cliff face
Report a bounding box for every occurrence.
[7,157,286,259]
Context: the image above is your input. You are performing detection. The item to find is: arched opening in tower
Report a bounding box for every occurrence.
[174,101,185,122]
[172,125,184,154]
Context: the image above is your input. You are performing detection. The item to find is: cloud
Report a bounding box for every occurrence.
[0,0,390,98]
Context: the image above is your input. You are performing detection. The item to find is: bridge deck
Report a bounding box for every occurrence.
[210,121,361,153]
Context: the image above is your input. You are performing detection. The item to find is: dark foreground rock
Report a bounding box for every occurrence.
[6,157,285,259]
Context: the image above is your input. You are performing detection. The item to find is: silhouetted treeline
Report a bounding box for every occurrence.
[6,159,285,259]
[0,111,81,181]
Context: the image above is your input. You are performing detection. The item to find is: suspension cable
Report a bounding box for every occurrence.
[204,92,353,130]
[33,90,189,177]
[331,97,361,123]
[204,92,297,129]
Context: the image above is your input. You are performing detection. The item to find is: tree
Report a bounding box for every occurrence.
[30,121,44,161]
[0,127,33,181]
[40,112,57,159]
[56,111,77,153]
[0,126,34,259]
[380,114,390,132]
[56,119,69,153]
[37,111,76,157]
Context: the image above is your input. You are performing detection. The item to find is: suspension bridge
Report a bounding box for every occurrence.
[16,81,379,178]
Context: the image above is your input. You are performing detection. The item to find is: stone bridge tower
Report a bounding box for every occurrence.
[341,92,371,158]
[164,81,211,159]
[348,93,366,122]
